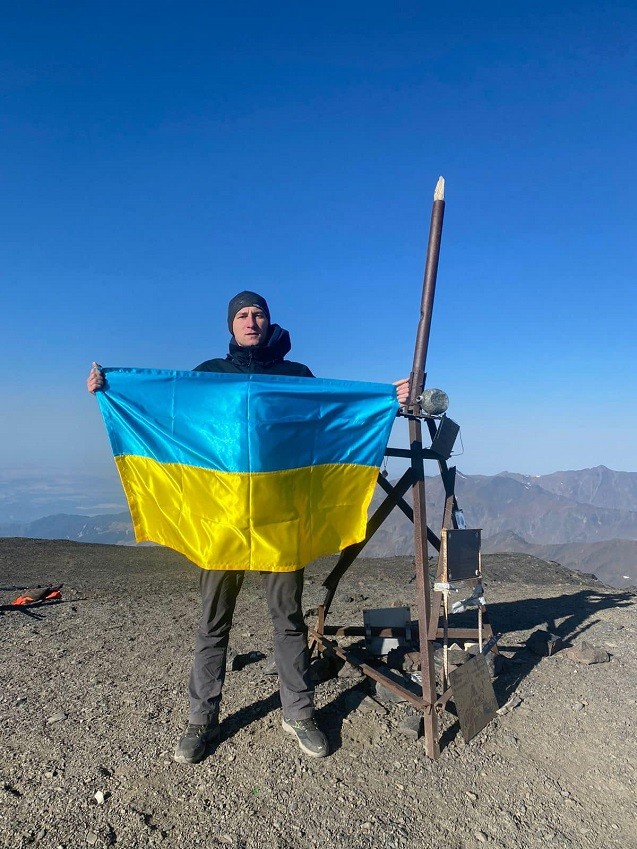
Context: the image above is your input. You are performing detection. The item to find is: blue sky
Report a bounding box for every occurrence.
[2,2,636,518]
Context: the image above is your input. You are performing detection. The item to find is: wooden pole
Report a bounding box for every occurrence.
[406,176,445,411]
[410,177,446,759]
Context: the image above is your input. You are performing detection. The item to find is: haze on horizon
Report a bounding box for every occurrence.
[2,2,636,505]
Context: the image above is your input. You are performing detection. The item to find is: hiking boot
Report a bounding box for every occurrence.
[282,717,329,758]
[173,721,220,764]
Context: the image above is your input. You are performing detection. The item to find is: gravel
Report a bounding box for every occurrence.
[1,539,636,849]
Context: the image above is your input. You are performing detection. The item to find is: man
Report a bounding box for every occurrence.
[88,291,409,764]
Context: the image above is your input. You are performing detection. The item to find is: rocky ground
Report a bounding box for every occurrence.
[1,538,636,849]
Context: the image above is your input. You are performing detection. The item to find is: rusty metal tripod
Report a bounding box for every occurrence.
[309,178,493,760]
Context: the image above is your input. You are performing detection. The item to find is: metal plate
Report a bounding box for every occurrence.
[449,654,498,742]
[442,528,481,581]
[429,416,460,460]
[363,607,411,655]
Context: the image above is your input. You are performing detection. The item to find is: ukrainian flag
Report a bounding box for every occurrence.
[96,368,398,571]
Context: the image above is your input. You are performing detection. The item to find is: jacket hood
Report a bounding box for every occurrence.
[227,323,292,367]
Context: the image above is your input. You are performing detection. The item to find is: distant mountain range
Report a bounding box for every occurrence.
[364,466,637,588]
[1,465,635,588]
[0,512,136,546]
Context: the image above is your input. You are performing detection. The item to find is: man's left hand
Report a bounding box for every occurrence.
[393,378,410,405]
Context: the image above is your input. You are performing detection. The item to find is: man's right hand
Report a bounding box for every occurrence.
[87,362,104,394]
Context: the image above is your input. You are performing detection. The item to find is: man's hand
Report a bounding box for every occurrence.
[87,362,104,394]
[393,377,410,405]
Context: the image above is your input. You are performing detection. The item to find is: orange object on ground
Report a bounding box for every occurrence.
[11,585,63,606]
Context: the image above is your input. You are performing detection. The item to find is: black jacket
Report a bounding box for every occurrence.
[194,324,314,378]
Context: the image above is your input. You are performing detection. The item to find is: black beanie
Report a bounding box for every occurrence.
[227,291,271,333]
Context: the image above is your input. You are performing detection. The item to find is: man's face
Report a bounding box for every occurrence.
[232,306,269,346]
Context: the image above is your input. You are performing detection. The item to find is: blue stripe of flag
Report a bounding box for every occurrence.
[96,368,398,474]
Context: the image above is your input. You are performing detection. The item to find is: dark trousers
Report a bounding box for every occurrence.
[188,568,315,724]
